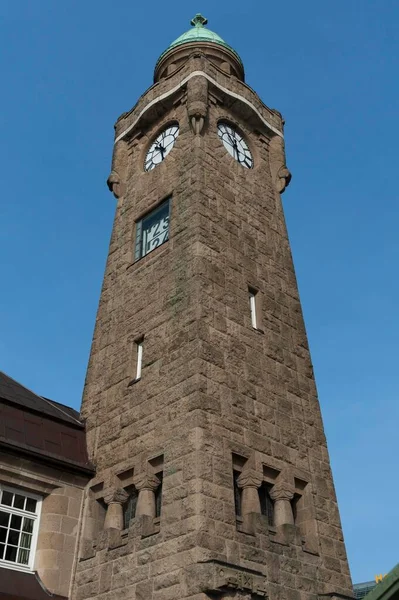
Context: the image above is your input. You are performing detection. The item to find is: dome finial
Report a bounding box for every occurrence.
[154,13,244,82]
[190,13,208,27]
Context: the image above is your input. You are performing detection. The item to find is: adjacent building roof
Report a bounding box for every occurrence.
[0,371,82,427]
[354,582,378,599]
[0,371,93,474]
[361,565,399,600]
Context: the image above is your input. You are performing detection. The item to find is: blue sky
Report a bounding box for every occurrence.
[1,0,398,583]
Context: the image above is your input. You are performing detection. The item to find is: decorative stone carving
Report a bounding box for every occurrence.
[236,469,263,490]
[107,139,128,198]
[269,481,295,502]
[103,488,129,530]
[133,473,161,518]
[133,473,160,492]
[187,75,208,135]
[269,135,292,194]
[270,481,295,526]
[184,561,268,598]
[237,468,262,516]
[103,488,129,505]
[106,170,125,199]
[275,165,292,193]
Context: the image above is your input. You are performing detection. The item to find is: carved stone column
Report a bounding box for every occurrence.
[187,75,208,135]
[269,481,295,526]
[237,469,262,516]
[133,473,161,518]
[103,488,129,530]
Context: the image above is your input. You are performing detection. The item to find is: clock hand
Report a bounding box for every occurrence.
[231,138,240,161]
[225,131,240,161]
[235,142,248,164]
[236,147,245,163]
[155,143,166,158]
[226,131,236,146]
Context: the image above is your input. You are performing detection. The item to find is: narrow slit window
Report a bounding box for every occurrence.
[135,339,143,381]
[155,472,163,518]
[233,470,242,517]
[259,482,274,526]
[123,488,138,530]
[249,288,258,329]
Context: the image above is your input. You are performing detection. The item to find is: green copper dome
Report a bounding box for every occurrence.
[156,14,243,68]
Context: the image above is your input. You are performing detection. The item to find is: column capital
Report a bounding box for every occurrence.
[133,472,161,492]
[237,469,263,490]
[269,481,295,502]
[104,488,129,506]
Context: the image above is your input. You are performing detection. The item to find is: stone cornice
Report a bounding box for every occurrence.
[114,70,283,145]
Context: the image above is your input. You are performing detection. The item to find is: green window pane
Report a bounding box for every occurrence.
[18,547,30,565]
[1,492,13,507]
[134,220,143,261]
[20,532,32,549]
[13,494,25,510]
[0,511,10,527]
[22,518,34,533]
[25,498,37,513]
[10,515,22,529]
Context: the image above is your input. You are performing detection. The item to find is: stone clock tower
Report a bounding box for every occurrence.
[73,15,353,600]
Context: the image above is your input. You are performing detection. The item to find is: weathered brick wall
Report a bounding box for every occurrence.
[74,51,353,600]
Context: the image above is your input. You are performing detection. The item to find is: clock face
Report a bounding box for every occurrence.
[217,122,254,169]
[144,124,179,171]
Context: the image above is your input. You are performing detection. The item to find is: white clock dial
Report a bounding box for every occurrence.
[217,122,253,169]
[144,124,179,171]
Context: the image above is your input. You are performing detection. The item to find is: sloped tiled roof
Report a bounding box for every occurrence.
[0,371,83,427]
[0,370,93,474]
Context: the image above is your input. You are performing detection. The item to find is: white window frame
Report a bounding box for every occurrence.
[135,339,143,381]
[0,484,42,573]
[249,288,258,329]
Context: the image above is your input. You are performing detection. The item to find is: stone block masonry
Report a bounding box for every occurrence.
[72,28,353,600]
